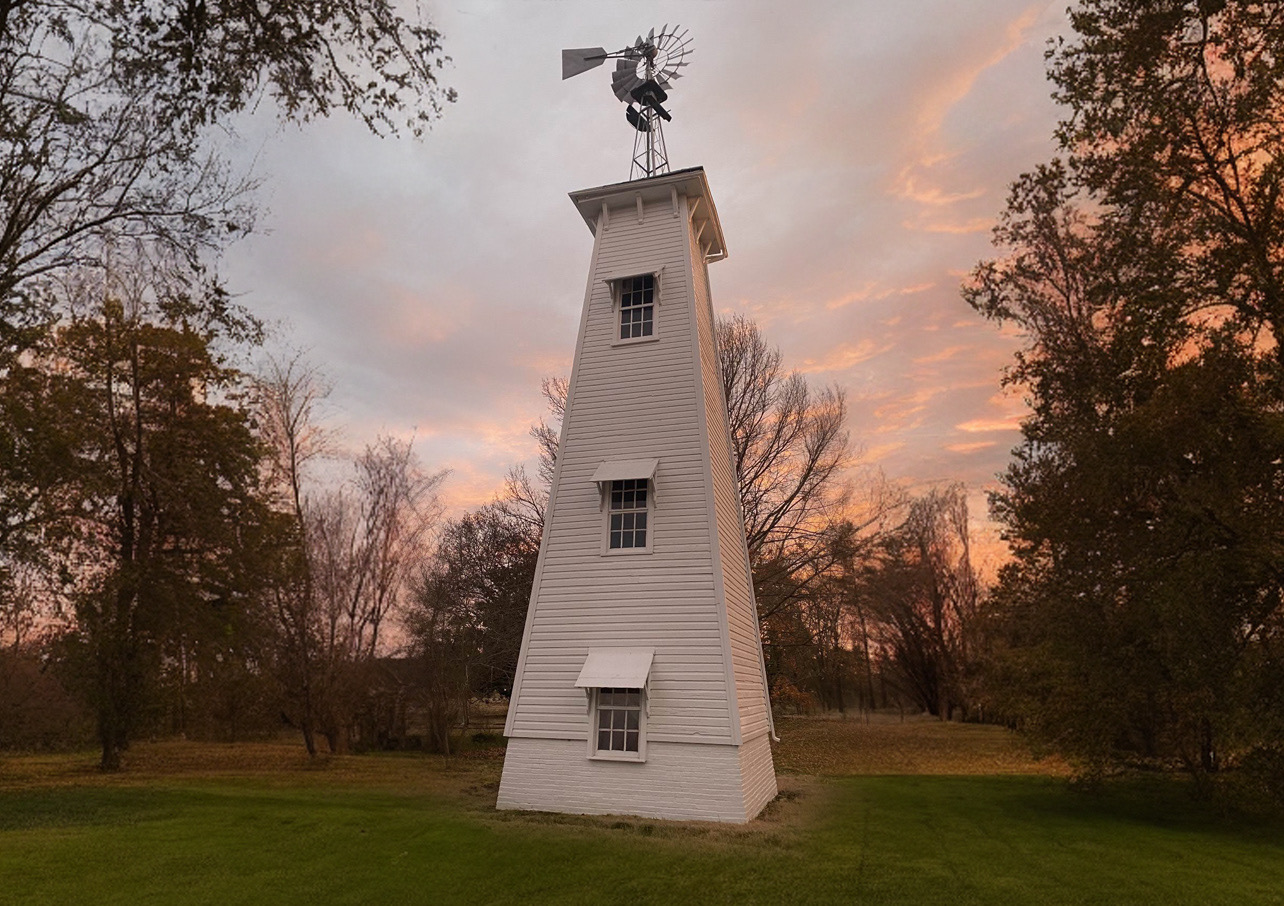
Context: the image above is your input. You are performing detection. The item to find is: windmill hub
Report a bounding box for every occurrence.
[561,26,692,180]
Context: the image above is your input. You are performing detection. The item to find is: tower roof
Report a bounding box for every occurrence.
[569,166,727,261]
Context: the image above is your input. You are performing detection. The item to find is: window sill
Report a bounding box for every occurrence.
[611,334,661,348]
[602,546,653,556]
[589,751,646,764]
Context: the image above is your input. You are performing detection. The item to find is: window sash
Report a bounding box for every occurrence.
[618,274,655,339]
[595,687,642,753]
[608,479,648,549]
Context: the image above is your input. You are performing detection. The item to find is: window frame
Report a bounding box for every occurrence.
[606,268,664,347]
[602,477,653,555]
[586,686,648,762]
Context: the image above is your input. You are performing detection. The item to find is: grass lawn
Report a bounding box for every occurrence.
[1,717,1281,905]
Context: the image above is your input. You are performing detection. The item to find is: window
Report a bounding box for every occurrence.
[575,647,653,762]
[608,478,648,550]
[618,274,654,340]
[594,688,643,754]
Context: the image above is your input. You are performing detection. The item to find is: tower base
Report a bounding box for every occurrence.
[496,734,776,824]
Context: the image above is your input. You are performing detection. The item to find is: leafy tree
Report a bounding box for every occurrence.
[0,0,453,323]
[404,504,539,751]
[8,269,271,769]
[967,0,1284,786]
[1,0,454,764]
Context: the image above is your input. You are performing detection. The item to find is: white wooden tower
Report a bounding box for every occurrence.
[497,167,777,823]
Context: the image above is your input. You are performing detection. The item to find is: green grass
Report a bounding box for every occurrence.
[1,760,1281,904]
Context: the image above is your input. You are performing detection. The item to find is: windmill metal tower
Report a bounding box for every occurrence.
[496,30,777,824]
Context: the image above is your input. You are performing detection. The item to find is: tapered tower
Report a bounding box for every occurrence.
[497,167,777,823]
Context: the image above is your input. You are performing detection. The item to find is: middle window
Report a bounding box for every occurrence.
[608,478,648,550]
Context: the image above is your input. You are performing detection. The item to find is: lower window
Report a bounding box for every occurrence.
[595,687,643,756]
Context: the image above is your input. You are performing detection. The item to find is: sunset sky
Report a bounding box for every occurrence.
[223,1,1071,548]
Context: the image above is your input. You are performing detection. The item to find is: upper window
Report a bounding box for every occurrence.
[608,479,648,550]
[618,274,655,340]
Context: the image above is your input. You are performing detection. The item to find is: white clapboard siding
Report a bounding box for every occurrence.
[499,168,776,822]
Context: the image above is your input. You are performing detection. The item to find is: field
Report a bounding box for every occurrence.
[2,715,1282,905]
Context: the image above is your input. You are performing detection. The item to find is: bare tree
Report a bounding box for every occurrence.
[498,376,566,534]
[503,315,890,708]
[718,315,850,558]
[860,484,981,719]
[254,353,331,754]
[304,436,444,752]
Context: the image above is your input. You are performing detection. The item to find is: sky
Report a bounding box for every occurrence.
[223,1,1071,554]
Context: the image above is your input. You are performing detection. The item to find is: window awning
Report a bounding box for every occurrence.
[575,647,655,689]
[591,458,659,485]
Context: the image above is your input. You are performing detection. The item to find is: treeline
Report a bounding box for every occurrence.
[0,0,454,769]
[967,1,1284,798]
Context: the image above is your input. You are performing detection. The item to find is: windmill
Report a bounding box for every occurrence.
[496,28,777,823]
[562,26,692,179]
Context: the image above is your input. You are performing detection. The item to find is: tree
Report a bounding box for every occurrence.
[255,355,444,755]
[857,485,980,720]
[252,352,330,754]
[1,0,453,763]
[307,436,443,752]
[967,0,1284,786]
[503,315,880,707]
[404,504,539,751]
[0,1,453,326]
[9,266,271,769]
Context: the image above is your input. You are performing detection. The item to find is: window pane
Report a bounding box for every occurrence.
[610,531,621,548]
[626,709,639,729]
[621,532,634,549]
[598,730,610,750]
[635,513,647,531]
[613,730,625,750]
[598,709,612,729]
[625,732,638,752]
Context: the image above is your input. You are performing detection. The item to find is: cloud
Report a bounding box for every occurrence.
[955,416,1023,433]
[799,339,893,373]
[222,0,1068,538]
[945,440,999,454]
[913,345,970,364]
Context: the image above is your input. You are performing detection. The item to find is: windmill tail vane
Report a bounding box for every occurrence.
[561,26,693,180]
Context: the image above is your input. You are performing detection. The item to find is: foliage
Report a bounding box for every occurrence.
[404,504,539,751]
[0,642,93,751]
[0,266,272,769]
[967,0,1284,787]
[0,0,453,328]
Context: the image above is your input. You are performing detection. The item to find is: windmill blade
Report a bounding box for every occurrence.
[612,69,644,102]
[562,47,608,80]
[647,27,655,42]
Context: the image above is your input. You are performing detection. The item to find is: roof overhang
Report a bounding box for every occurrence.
[569,166,727,261]
[590,457,659,486]
[575,647,655,689]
